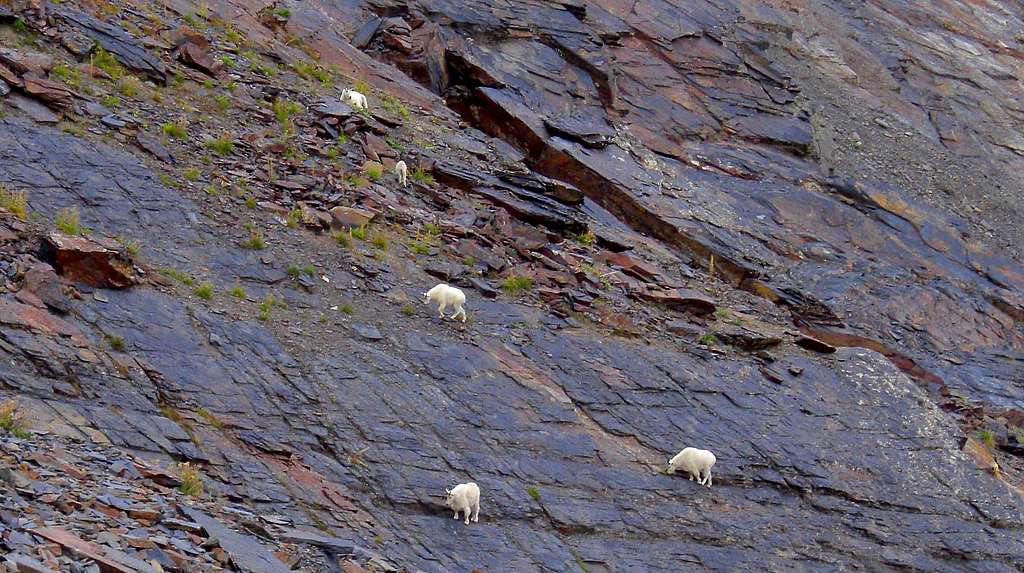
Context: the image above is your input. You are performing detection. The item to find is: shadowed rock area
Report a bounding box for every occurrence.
[1,1,1023,572]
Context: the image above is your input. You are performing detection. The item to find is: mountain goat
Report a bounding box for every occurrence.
[423,283,466,322]
[395,160,408,186]
[341,88,368,111]
[445,482,480,525]
[667,447,716,487]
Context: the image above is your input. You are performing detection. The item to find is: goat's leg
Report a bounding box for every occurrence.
[472,500,480,523]
[437,302,447,318]
[453,304,466,322]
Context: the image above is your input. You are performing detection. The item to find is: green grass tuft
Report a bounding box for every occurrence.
[193,281,214,300]
[162,122,188,140]
[501,275,534,295]
[177,462,204,496]
[205,136,234,156]
[229,283,246,299]
[0,400,30,439]
[410,168,434,185]
[240,230,266,250]
[55,207,86,235]
[0,185,28,220]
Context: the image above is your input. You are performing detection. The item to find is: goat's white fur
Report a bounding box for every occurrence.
[667,447,716,487]
[395,160,408,186]
[444,482,480,525]
[423,283,466,322]
[341,88,368,111]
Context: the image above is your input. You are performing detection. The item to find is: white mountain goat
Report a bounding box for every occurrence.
[667,447,716,487]
[445,482,480,525]
[395,160,408,186]
[341,88,368,111]
[423,283,466,322]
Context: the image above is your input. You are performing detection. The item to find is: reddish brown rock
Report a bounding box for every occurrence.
[21,75,75,108]
[795,334,838,354]
[329,206,377,229]
[32,527,160,573]
[0,47,52,76]
[22,262,70,313]
[595,251,660,282]
[636,287,716,315]
[299,203,332,230]
[172,34,223,77]
[41,233,137,288]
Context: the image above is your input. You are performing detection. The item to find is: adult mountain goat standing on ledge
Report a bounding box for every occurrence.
[445,482,480,525]
[667,447,716,487]
[423,283,467,322]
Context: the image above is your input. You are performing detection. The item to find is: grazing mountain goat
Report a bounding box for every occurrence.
[445,482,480,525]
[341,88,368,111]
[423,283,466,322]
[667,447,716,487]
[395,160,408,186]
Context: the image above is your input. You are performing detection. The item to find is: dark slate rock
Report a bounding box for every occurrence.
[51,6,167,84]
[180,508,292,573]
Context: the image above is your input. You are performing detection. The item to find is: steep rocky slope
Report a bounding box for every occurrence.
[1,1,1023,572]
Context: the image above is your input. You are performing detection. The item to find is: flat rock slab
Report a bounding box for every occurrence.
[33,527,161,573]
[180,508,292,573]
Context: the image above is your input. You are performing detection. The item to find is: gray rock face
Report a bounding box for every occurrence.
[0,3,1022,572]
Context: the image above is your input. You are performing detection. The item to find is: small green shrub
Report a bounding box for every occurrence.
[177,462,204,496]
[224,25,245,45]
[244,196,258,209]
[302,264,316,276]
[325,147,339,160]
[92,46,125,79]
[332,230,351,247]
[117,236,140,256]
[410,168,434,185]
[527,486,541,501]
[184,167,201,182]
[158,267,194,286]
[0,400,30,439]
[363,163,383,180]
[287,208,302,228]
[401,303,415,316]
[371,234,388,250]
[574,229,596,246]
[196,407,223,428]
[385,135,403,150]
[501,275,534,295]
[205,136,234,156]
[214,94,231,110]
[273,7,291,17]
[258,294,277,321]
[162,122,188,140]
[0,185,28,220]
[380,93,409,118]
[408,237,430,255]
[340,302,354,315]
[240,230,266,250]
[272,98,303,125]
[698,333,717,346]
[193,281,214,300]
[336,133,349,144]
[229,283,246,298]
[101,94,120,108]
[55,207,85,235]
[105,333,125,351]
[116,76,141,97]
[353,80,371,94]
[976,429,997,449]
[422,222,442,236]
[350,225,368,241]
[49,64,80,86]
[220,54,236,68]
